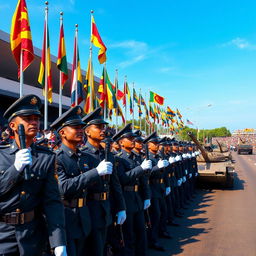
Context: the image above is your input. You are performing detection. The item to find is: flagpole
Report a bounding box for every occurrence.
[104,63,107,120]
[139,88,142,131]
[44,1,49,130]
[75,24,78,106]
[132,82,135,130]
[19,50,23,97]
[124,75,127,126]
[59,12,63,116]
[144,92,147,135]
[90,10,95,110]
[115,69,118,132]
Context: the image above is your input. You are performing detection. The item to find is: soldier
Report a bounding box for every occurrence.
[143,132,170,251]
[113,125,152,256]
[50,106,112,256]
[0,95,66,256]
[81,107,126,256]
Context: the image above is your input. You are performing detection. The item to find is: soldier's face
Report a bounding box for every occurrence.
[148,142,159,153]
[60,125,84,143]
[85,124,106,141]
[120,137,135,150]
[135,141,143,151]
[10,115,40,138]
[112,141,120,151]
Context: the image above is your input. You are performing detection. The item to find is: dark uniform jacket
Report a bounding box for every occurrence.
[56,144,101,239]
[81,142,126,229]
[148,152,170,199]
[115,150,150,213]
[0,141,66,256]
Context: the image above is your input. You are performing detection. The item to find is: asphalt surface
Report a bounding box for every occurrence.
[148,152,256,256]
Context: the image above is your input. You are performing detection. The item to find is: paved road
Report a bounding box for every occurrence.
[149,153,256,256]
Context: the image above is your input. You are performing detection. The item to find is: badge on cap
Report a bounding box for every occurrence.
[30,97,38,105]
[77,108,82,115]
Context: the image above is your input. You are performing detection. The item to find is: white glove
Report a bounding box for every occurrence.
[54,246,67,256]
[116,210,126,225]
[185,169,188,175]
[175,155,182,161]
[177,179,182,186]
[192,153,196,157]
[144,199,151,209]
[141,159,152,170]
[169,156,176,164]
[14,149,32,172]
[182,153,187,159]
[187,153,192,159]
[195,173,199,177]
[189,173,192,179]
[96,160,113,176]
[165,187,171,195]
[182,176,186,183]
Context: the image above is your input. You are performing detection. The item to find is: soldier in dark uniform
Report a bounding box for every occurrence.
[81,107,126,256]
[0,95,67,256]
[143,132,170,251]
[113,125,152,256]
[50,106,113,256]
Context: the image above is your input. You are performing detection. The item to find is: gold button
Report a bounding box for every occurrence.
[21,191,26,195]
[16,208,21,212]
[31,173,34,177]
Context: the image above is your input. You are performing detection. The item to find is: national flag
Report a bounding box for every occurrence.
[140,95,146,106]
[91,15,107,64]
[154,105,159,123]
[133,88,139,104]
[176,108,182,119]
[10,0,34,77]
[114,76,124,101]
[114,101,125,123]
[57,20,68,88]
[38,22,52,103]
[186,119,194,125]
[127,83,133,114]
[149,91,164,105]
[122,81,128,106]
[84,58,95,114]
[138,105,143,117]
[149,103,155,119]
[167,106,176,117]
[71,35,84,107]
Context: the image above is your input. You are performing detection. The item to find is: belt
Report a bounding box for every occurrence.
[89,192,109,201]
[0,210,34,225]
[124,185,139,192]
[150,178,164,184]
[63,198,86,208]
[168,173,171,178]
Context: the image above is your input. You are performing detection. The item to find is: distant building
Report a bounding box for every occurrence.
[0,29,100,128]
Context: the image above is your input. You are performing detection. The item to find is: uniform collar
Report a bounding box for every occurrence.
[61,143,77,157]
[132,150,140,156]
[86,141,103,154]
[10,140,36,155]
[121,149,133,158]
[149,151,157,158]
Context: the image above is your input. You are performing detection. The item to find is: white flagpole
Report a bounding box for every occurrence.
[132,82,135,130]
[75,24,78,106]
[124,75,127,126]
[19,50,23,97]
[58,12,63,116]
[44,1,49,130]
[139,88,142,131]
[115,69,118,132]
[90,10,95,111]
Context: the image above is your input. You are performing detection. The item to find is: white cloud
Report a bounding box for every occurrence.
[222,37,256,50]
[158,66,175,73]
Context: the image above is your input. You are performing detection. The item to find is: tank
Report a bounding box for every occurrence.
[237,137,253,155]
[188,132,235,188]
[215,139,232,160]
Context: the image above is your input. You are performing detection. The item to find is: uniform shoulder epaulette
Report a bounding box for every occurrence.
[117,151,123,156]
[0,144,11,149]
[55,148,63,155]
[80,145,88,151]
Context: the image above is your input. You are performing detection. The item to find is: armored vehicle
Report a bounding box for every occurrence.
[188,132,235,188]
[237,137,253,155]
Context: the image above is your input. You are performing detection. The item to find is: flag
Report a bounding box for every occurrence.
[91,15,107,64]
[84,58,95,114]
[114,101,125,123]
[133,88,139,104]
[167,106,176,117]
[116,89,124,101]
[10,0,34,77]
[149,103,155,119]
[140,95,146,106]
[149,91,164,105]
[71,35,84,107]
[38,22,52,103]
[176,108,182,119]
[186,119,194,125]
[127,84,133,114]
[122,81,128,106]
[57,20,68,88]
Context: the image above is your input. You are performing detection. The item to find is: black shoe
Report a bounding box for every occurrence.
[167,220,180,227]
[160,231,173,239]
[149,242,165,251]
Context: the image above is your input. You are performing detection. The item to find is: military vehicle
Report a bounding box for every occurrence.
[215,139,232,160]
[188,132,235,188]
[237,137,253,155]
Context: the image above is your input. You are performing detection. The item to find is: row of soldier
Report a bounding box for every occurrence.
[0,94,200,256]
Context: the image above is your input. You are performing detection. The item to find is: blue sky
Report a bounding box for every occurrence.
[1,0,256,131]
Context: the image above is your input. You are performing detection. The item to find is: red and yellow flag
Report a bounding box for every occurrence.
[38,22,52,103]
[10,0,34,77]
[91,16,107,64]
[57,21,68,88]
[149,91,164,105]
